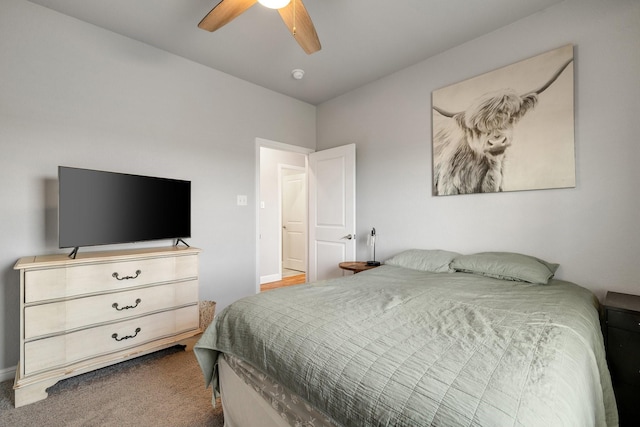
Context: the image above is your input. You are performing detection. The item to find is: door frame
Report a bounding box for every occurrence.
[255,138,313,293]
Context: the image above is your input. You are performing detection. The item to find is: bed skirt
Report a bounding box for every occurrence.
[219,355,291,427]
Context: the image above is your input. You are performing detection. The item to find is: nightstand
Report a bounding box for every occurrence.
[339,261,380,274]
[603,291,640,426]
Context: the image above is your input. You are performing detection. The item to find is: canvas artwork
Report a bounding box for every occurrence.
[432,44,575,196]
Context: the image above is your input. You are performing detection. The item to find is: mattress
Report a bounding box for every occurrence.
[195,264,617,427]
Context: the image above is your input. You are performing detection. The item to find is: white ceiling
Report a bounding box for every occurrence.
[27,0,563,105]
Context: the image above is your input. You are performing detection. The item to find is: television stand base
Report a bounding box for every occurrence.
[68,247,79,259]
[175,238,190,247]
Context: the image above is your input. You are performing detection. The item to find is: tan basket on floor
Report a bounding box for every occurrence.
[199,301,216,332]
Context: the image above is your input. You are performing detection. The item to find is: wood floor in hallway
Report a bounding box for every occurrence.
[261,273,306,291]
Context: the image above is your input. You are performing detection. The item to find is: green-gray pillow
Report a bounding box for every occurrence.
[450,252,559,284]
[385,249,460,273]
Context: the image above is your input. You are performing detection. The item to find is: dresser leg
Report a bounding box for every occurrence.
[14,377,59,408]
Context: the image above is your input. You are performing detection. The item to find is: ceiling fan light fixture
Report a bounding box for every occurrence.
[258,0,291,9]
[199,0,320,54]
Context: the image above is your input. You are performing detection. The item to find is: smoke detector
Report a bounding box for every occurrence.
[291,69,305,80]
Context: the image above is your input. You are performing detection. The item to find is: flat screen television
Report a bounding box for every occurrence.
[58,166,191,256]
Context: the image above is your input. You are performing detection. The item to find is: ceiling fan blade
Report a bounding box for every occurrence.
[277,0,321,54]
[198,0,257,32]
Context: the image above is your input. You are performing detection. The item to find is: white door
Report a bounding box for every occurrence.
[308,144,356,282]
[282,172,306,272]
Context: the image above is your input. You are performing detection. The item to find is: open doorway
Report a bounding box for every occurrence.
[257,140,312,291]
[255,139,357,292]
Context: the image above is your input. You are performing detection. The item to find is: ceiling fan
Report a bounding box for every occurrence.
[198,0,321,55]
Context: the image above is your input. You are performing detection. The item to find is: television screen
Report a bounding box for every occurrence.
[58,166,191,249]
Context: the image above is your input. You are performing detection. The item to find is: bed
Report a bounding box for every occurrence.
[194,250,618,427]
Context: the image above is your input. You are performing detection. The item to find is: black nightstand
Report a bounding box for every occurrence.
[603,291,640,426]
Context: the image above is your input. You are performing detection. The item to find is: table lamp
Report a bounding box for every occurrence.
[366,228,381,266]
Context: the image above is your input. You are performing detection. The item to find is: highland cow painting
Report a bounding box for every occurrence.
[432,45,575,196]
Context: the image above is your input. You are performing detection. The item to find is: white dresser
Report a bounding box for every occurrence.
[13,246,202,407]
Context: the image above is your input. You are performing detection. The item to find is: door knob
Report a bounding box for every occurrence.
[341,234,354,240]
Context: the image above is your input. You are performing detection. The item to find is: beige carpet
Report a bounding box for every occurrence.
[0,346,223,427]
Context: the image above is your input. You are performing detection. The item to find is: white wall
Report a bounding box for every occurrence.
[0,0,315,372]
[317,0,640,299]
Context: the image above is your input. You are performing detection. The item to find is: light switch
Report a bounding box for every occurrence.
[237,195,248,206]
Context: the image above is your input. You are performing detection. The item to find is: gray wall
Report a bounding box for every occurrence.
[0,0,315,372]
[317,0,640,299]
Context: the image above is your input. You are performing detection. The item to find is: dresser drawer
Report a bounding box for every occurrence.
[24,255,198,303]
[23,305,198,375]
[24,280,198,339]
[608,309,640,334]
[607,327,640,386]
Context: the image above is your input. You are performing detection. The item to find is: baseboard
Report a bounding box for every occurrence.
[260,273,281,284]
[0,365,16,383]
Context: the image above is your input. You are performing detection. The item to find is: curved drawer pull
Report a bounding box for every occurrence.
[112,327,141,342]
[112,270,142,281]
[112,298,142,311]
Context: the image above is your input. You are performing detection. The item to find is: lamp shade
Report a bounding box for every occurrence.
[258,0,291,9]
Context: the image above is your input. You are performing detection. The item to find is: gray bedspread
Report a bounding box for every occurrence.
[194,265,618,427]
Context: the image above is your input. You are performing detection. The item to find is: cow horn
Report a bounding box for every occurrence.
[531,57,573,95]
[432,57,573,118]
[433,105,456,118]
